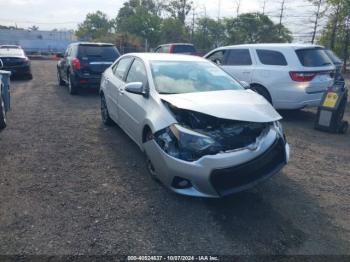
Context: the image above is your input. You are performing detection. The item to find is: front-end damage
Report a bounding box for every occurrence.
[143,100,289,197]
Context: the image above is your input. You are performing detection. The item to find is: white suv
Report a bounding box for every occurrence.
[204,44,335,109]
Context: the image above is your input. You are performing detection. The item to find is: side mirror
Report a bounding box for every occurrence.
[125,82,148,97]
[240,81,250,89]
[56,53,64,58]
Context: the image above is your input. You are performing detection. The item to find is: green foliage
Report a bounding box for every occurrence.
[193,17,226,50]
[165,0,193,25]
[224,13,292,45]
[160,18,189,43]
[76,11,111,40]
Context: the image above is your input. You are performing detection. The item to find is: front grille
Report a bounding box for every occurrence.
[1,57,25,67]
[210,138,286,196]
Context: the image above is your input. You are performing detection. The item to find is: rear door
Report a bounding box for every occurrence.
[294,47,335,93]
[221,48,254,82]
[77,45,120,77]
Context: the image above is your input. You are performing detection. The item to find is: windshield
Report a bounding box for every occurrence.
[150,61,243,94]
[78,45,120,61]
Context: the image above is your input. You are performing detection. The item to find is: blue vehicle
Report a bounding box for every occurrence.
[0,70,11,130]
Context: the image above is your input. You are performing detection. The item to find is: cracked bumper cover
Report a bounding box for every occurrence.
[143,128,289,198]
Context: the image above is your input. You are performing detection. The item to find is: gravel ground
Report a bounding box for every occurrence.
[0,60,349,255]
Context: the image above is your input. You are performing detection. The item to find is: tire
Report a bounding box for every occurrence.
[100,94,113,126]
[251,85,272,104]
[0,94,7,130]
[68,73,79,95]
[144,130,159,182]
[57,70,64,86]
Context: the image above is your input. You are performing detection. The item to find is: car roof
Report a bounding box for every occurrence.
[71,42,115,46]
[216,43,324,50]
[158,43,194,47]
[125,53,205,62]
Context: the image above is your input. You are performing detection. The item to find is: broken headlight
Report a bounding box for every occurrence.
[155,124,221,162]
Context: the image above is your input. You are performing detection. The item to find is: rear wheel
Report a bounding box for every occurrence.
[57,70,64,86]
[100,94,113,126]
[68,73,78,95]
[0,94,7,130]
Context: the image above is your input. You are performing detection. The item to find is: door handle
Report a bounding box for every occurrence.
[242,71,250,74]
[119,87,124,94]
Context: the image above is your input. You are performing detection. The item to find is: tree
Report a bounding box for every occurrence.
[76,11,111,40]
[193,17,225,50]
[116,0,162,48]
[318,0,350,70]
[160,18,188,43]
[224,13,292,44]
[165,0,193,25]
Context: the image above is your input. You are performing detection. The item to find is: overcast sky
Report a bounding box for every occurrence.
[0,0,318,41]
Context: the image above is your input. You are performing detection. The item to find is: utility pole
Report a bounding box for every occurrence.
[262,0,267,15]
[218,0,221,21]
[278,0,286,36]
[311,0,322,44]
[191,8,195,41]
[235,0,241,17]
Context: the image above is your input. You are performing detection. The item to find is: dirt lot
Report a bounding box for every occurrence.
[0,60,349,255]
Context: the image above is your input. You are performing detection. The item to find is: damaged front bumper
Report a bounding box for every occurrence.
[144,128,289,198]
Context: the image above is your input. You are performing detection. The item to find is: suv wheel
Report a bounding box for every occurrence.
[101,94,113,125]
[57,70,65,86]
[0,94,7,130]
[68,73,78,95]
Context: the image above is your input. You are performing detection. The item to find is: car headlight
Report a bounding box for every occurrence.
[274,121,286,141]
[155,124,221,162]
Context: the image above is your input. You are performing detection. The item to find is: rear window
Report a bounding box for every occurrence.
[78,45,120,61]
[0,49,24,56]
[256,49,287,66]
[225,49,252,66]
[172,45,196,53]
[324,49,342,64]
[296,48,332,67]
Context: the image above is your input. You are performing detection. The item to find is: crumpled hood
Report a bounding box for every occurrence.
[160,90,282,123]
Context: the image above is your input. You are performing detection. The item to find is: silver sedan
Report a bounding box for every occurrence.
[99,53,290,198]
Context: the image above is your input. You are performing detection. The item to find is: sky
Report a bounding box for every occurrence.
[0,0,319,42]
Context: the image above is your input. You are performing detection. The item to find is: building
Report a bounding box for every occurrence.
[0,29,77,53]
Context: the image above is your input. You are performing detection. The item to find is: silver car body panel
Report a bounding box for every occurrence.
[100,53,289,197]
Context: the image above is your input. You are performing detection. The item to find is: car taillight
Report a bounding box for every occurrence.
[289,71,317,82]
[72,58,81,70]
[23,57,30,64]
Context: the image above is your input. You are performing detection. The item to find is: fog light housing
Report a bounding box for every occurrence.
[172,177,192,189]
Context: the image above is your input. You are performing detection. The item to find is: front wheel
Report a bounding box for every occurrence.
[0,94,7,130]
[101,94,113,126]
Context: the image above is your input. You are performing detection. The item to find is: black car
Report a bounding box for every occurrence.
[57,42,120,94]
[323,48,345,82]
[0,48,32,79]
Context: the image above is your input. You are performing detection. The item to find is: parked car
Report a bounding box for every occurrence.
[0,70,11,130]
[99,53,289,198]
[0,48,32,79]
[57,42,120,94]
[323,48,345,82]
[154,43,197,55]
[204,44,336,110]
